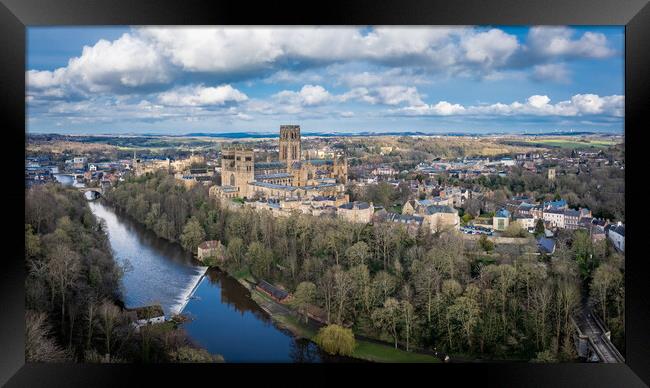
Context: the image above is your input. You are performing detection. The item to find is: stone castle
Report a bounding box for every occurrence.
[210,125,348,202]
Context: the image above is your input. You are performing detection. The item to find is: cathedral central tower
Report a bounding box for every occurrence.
[279,125,301,166]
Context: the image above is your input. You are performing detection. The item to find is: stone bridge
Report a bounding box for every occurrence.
[77,187,104,197]
[572,307,625,363]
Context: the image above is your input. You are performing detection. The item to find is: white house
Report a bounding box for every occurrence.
[607,223,625,252]
[543,209,565,229]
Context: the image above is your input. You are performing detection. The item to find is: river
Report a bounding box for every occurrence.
[54,173,343,362]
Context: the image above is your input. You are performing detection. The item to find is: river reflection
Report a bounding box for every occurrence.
[182,269,359,363]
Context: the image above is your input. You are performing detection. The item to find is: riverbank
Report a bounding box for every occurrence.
[228,269,440,363]
[100,190,438,363]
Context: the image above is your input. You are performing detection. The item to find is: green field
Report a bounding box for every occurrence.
[352,341,440,363]
[520,138,619,149]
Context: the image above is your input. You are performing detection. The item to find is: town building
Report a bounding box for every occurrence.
[537,237,556,254]
[607,222,625,252]
[402,199,459,232]
[256,280,292,303]
[197,240,225,262]
[493,208,511,231]
[337,201,374,224]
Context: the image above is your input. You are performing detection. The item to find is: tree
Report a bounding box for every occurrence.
[401,300,415,351]
[180,217,206,253]
[97,299,121,361]
[372,298,402,348]
[25,310,69,362]
[345,241,370,267]
[226,237,245,269]
[313,324,356,356]
[168,346,225,362]
[503,222,527,238]
[292,282,316,323]
[531,350,558,363]
[333,267,354,324]
[478,235,494,253]
[47,244,81,334]
[464,197,482,218]
[446,296,480,350]
[25,224,41,258]
[411,259,440,325]
[534,219,545,237]
[590,263,623,323]
[248,241,273,279]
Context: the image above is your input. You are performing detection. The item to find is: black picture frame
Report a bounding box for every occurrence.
[2,0,649,386]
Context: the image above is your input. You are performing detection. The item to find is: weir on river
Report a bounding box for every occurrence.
[55,173,346,362]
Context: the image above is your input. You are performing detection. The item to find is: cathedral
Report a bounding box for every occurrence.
[210,125,348,201]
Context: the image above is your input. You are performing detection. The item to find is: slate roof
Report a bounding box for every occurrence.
[257,280,289,300]
[425,205,456,215]
[543,199,567,208]
[256,172,293,179]
[495,208,511,218]
[537,237,556,254]
[339,201,371,210]
[609,224,625,237]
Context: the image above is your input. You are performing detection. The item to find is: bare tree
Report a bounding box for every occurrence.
[47,244,81,334]
[25,310,68,362]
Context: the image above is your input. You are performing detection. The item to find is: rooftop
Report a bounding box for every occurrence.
[339,201,371,210]
[198,240,220,250]
[425,205,456,215]
[257,280,290,300]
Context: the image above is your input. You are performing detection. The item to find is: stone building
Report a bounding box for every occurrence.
[548,167,556,181]
[493,208,511,231]
[337,201,374,224]
[197,240,225,262]
[211,124,348,203]
[279,125,302,167]
[220,145,255,198]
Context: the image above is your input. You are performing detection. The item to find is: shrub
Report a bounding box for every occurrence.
[313,324,356,356]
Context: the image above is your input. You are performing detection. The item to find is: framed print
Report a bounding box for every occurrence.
[2,0,649,386]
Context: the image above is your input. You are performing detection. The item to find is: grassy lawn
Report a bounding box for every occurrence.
[271,312,317,339]
[352,341,440,363]
[232,267,253,281]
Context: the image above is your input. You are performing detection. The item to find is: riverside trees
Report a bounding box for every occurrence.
[104,171,612,361]
[25,183,222,363]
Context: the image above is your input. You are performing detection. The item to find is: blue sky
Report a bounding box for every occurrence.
[26,26,624,135]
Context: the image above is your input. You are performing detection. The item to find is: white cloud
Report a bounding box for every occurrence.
[273,84,333,107]
[528,27,615,59]
[157,84,248,107]
[28,33,173,97]
[342,85,424,106]
[399,93,623,117]
[462,29,519,67]
[532,63,571,83]
[26,26,617,104]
